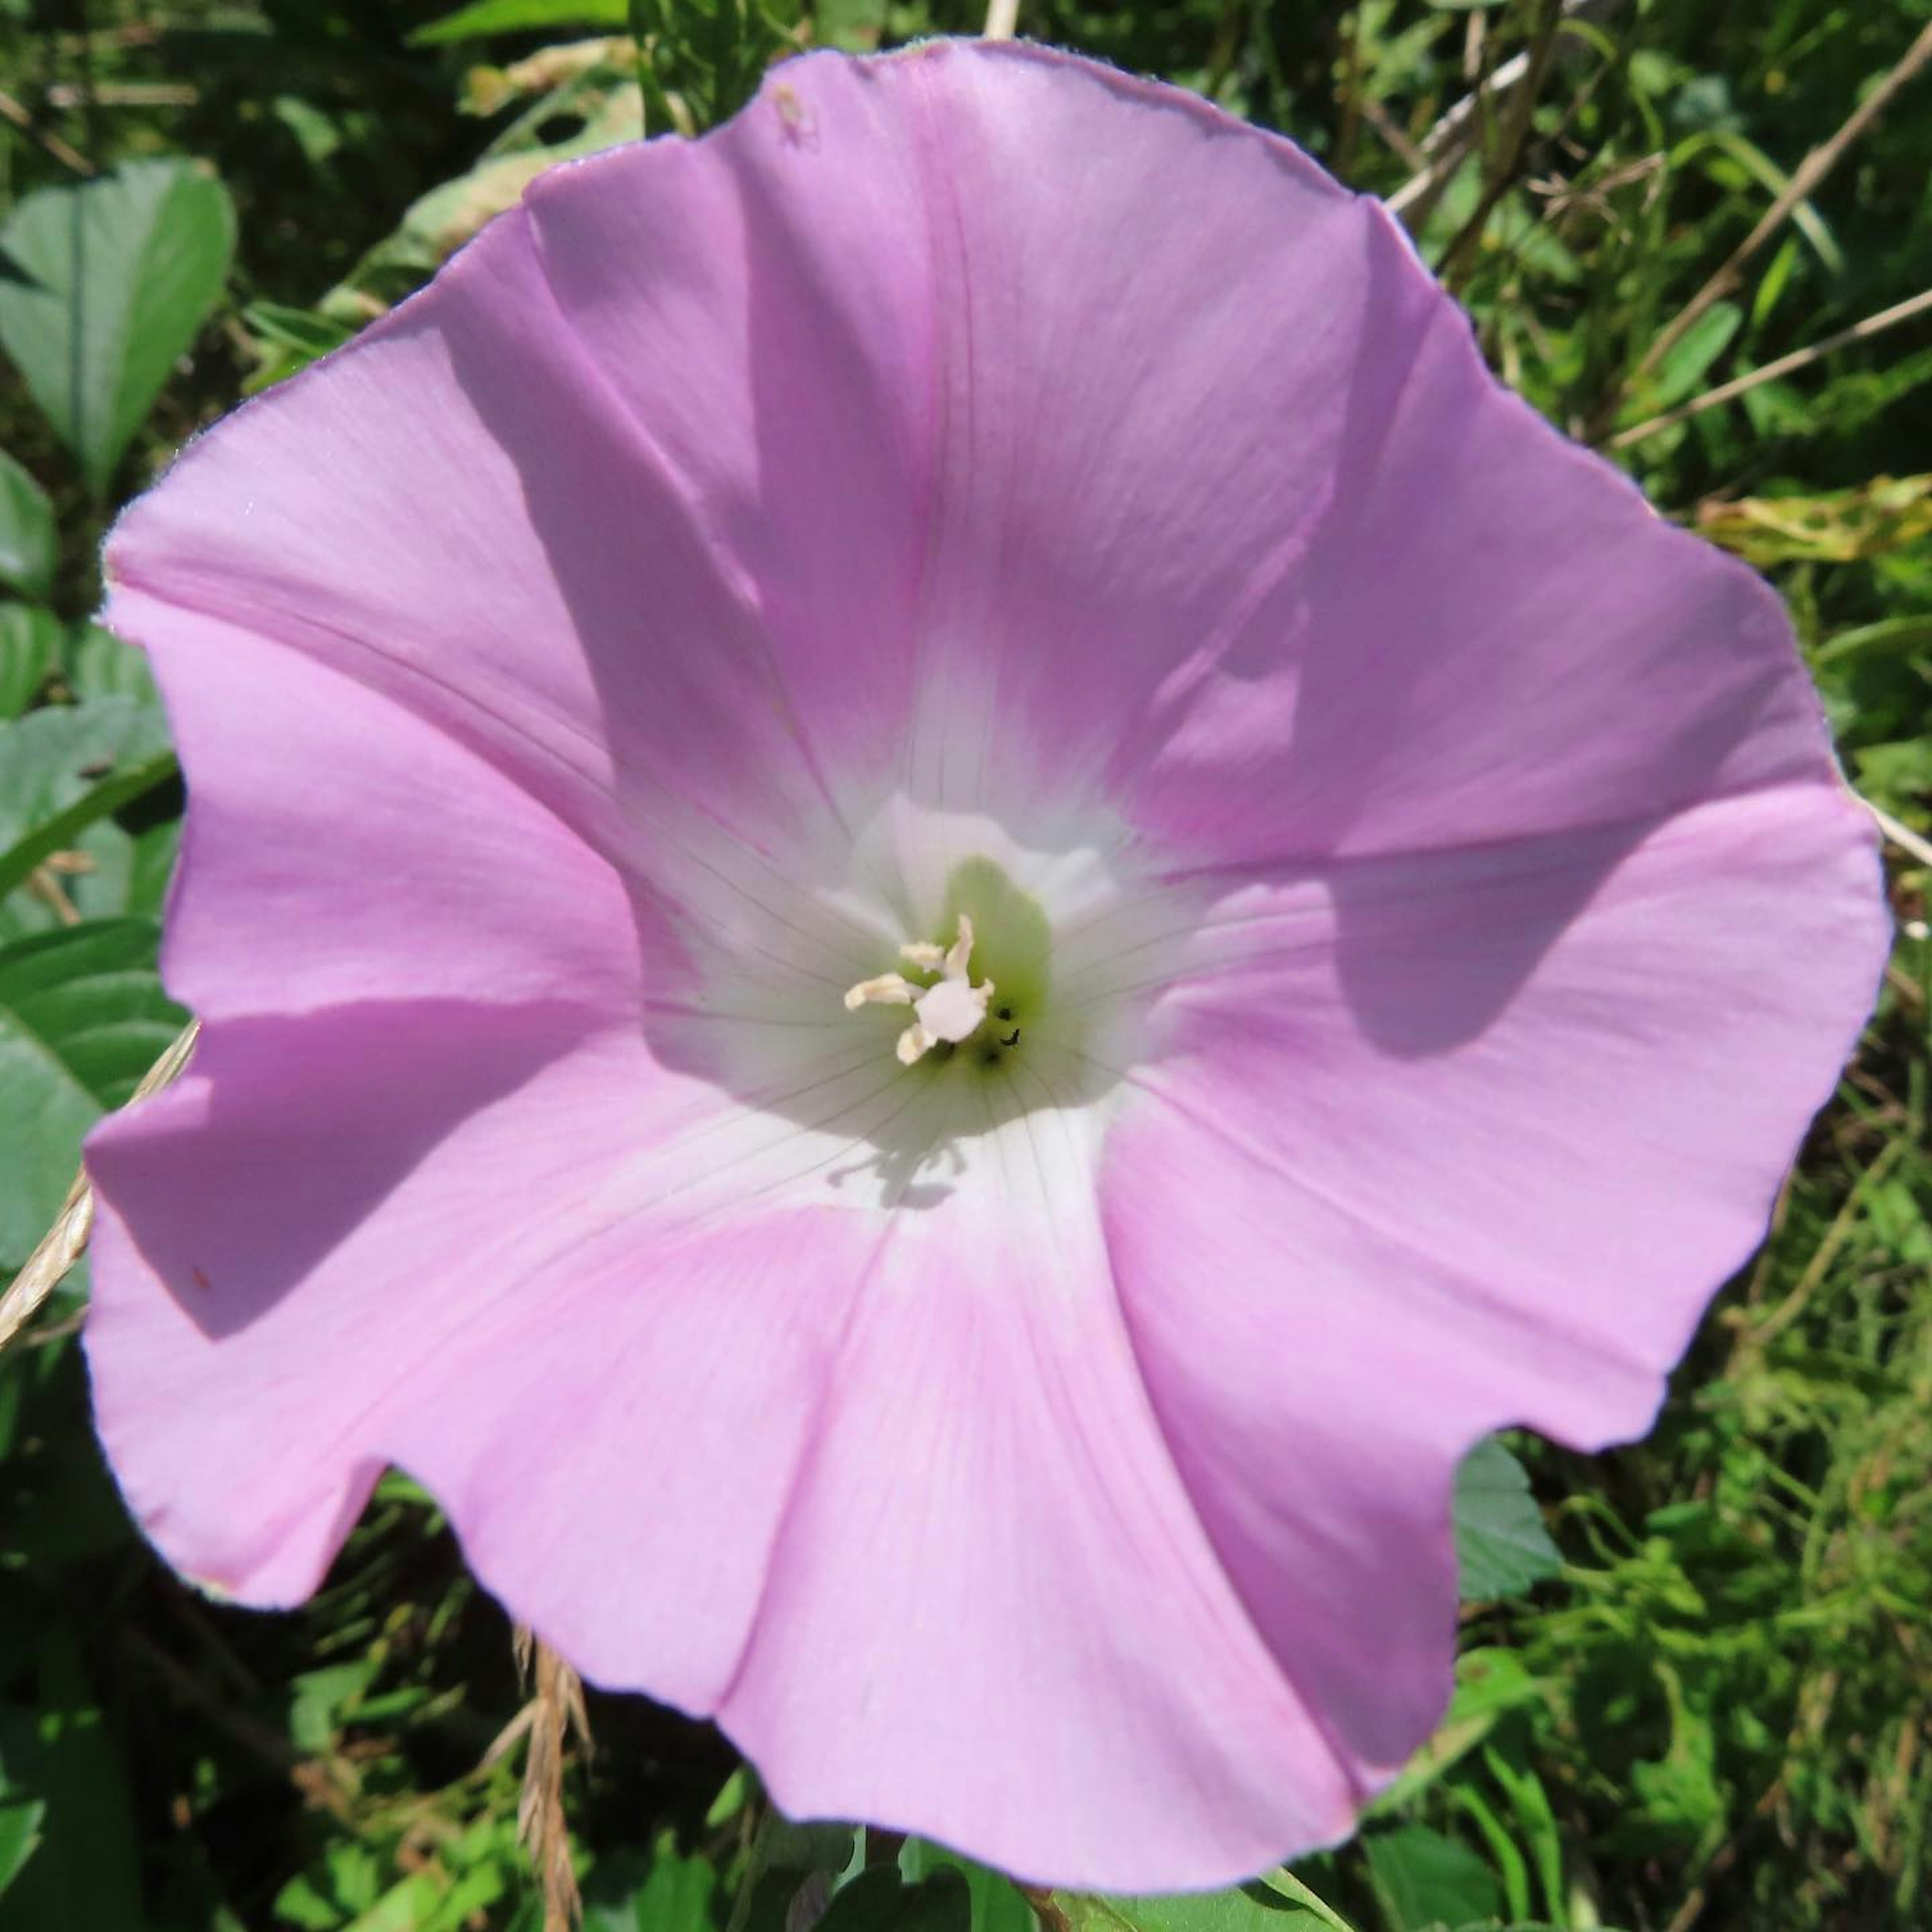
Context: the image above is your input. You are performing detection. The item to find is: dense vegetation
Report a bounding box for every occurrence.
[1,3,1927,1929]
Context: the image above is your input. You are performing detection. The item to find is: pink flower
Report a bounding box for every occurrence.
[85,40,1885,1891]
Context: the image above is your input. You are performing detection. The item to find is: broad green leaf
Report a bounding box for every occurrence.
[0,160,235,499]
[1056,1875,1362,1932]
[0,697,176,904]
[341,1871,445,1932]
[1454,1439,1562,1601]
[0,918,184,1268]
[0,820,128,944]
[1362,1824,1501,1932]
[0,452,54,600]
[411,0,628,44]
[62,620,159,705]
[0,606,59,719]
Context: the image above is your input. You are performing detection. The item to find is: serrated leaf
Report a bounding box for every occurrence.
[0,159,235,499]
[410,0,628,45]
[0,697,176,904]
[0,919,185,1268]
[0,607,59,719]
[1454,1439,1562,1601]
[0,453,54,600]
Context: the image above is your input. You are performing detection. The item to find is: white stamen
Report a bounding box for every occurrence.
[843,915,997,1064]
[843,972,916,1011]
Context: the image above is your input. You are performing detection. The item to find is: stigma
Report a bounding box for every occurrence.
[843,914,997,1066]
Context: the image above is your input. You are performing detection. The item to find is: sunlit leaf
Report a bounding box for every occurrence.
[0,918,184,1268]
[1455,1439,1562,1601]
[0,160,235,499]
[0,698,176,904]
[0,451,54,600]
[0,606,59,719]
[1363,1823,1501,1931]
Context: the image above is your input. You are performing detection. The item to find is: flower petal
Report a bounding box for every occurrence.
[104,194,841,872]
[715,1078,1358,1891]
[1118,267,1831,866]
[101,597,638,1024]
[1096,782,1886,1789]
[85,1008,859,1704]
[518,42,1389,823]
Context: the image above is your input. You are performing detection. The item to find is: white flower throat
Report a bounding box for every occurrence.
[843,914,1002,1066]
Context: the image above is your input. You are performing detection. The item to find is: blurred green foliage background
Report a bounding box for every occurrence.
[1,3,1928,1929]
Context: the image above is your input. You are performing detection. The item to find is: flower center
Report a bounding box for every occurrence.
[840,857,1053,1072]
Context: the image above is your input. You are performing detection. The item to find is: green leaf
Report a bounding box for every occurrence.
[61,621,159,705]
[1646,301,1743,414]
[1362,1824,1501,1932]
[585,1836,725,1932]
[812,0,890,49]
[0,697,176,905]
[1373,1650,1548,1814]
[1813,614,1932,668]
[242,301,358,388]
[0,1635,143,1932]
[0,918,184,1269]
[342,1871,445,1932]
[0,606,59,719]
[411,0,628,45]
[898,1844,1035,1932]
[0,452,54,600]
[1454,1439,1562,1601]
[0,1716,44,1899]
[1057,1874,1362,1932]
[0,159,236,499]
[0,1795,42,1900]
[817,1869,972,1932]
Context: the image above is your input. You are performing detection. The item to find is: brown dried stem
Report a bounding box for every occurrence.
[1609,286,1932,448]
[1633,21,1932,385]
[514,1627,592,1932]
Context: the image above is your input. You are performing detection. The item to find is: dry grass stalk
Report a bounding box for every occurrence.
[1635,21,1932,383]
[0,1018,201,1356]
[514,1626,592,1932]
[1611,285,1932,448]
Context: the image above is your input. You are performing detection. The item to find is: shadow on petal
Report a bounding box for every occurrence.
[87,998,604,1341]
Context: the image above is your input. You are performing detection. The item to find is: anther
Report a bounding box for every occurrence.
[843,914,997,1066]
